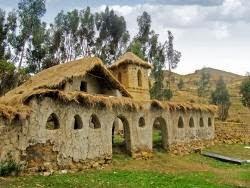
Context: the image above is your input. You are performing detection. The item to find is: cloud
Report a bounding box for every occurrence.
[212,22,230,39]
[147,0,224,6]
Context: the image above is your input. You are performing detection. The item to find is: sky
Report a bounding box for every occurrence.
[1,0,250,75]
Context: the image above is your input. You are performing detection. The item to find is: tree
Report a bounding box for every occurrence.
[77,7,95,57]
[0,59,28,95]
[0,9,17,60]
[95,7,130,64]
[15,0,46,70]
[197,70,210,97]
[26,22,47,73]
[177,78,184,90]
[150,39,173,101]
[129,11,152,61]
[165,31,181,89]
[240,76,250,108]
[211,77,230,121]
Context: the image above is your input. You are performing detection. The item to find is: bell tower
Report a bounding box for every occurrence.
[109,52,152,100]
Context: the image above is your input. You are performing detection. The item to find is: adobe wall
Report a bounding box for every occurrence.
[110,64,150,100]
[0,98,214,171]
[64,75,122,97]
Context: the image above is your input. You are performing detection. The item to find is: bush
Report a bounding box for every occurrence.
[177,78,184,90]
[210,77,230,121]
[0,159,21,176]
[240,76,250,108]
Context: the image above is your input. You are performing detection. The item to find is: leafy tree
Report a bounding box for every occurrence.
[0,60,28,95]
[150,38,173,101]
[177,78,184,90]
[197,70,210,97]
[15,0,46,69]
[211,77,231,121]
[240,76,250,108]
[78,7,95,57]
[129,11,152,61]
[165,31,181,89]
[127,40,144,60]
[26,22,47,73]
[0,9,17,60]
[95,7,130,64]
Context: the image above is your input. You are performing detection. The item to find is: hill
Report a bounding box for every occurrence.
[167,67,249,125]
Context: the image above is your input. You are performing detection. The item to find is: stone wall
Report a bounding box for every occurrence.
[0,97,214,171]
[214,122,250,144]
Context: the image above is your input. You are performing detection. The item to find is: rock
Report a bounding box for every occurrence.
[92,162,99,168]
[43,172,52,176]
[60,169,68,174]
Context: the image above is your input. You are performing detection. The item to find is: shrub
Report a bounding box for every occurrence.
[210,77,230,121]
[0,159,21,176]
[177,78,184,90]
[240,76,250,108]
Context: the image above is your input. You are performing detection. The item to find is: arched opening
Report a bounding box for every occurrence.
[112,115,131,155]
[178,116,184,128]
[137,70,142,87]
[118,72,122,83]
[208,117,212,127]
[73,115,83,130]
[138,117,146,128]
[189,117,195,128]
[46,113,60,130]
[199,117,204,127]
[152,117,168,152]
[89,114,101,129]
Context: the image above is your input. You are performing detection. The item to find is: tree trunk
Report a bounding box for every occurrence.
[18,45,25,71]
[168,62,171,90]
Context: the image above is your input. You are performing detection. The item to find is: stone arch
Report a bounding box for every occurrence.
[178,116,184,128]
[138,117,146,128]
[112,115,131,154]
[137,69,142,87]
[46,113,60,130]
[152,117,168,151]
[89,114,101,129]
[199,117,204,127]
[73,115,83,130]
[118,72,122,83]
[208,117,212,127]
[189,117,195,128]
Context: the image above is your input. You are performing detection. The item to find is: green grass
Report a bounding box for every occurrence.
[204,144,250,160]
[2,170,231,188]
[1,144,250,188]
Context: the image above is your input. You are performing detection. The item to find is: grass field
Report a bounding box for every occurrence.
[1,144,250,188]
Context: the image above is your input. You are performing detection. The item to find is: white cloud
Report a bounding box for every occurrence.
[94,2,250,75]
[212,22,230,39]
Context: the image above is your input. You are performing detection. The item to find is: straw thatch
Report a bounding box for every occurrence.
[0,57,131,107]
[150,100,217,114]
[109,52,152,70]
[0,104,31,122]
[0,88,217,122]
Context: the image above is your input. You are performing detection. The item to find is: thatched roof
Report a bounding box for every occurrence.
[0,57,132,106]
[150,100,217,114]
[109,52,152,70]
[0,88,217,122]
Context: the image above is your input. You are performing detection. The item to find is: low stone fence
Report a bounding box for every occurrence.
[214,122,250,145]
